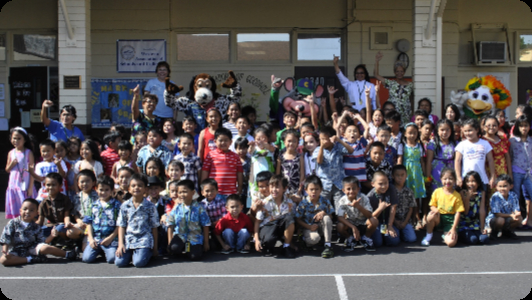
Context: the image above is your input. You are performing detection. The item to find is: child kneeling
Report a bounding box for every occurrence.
[1,198,77,266]
[167,180,211,261]
[215,195,253,254]
[82,176,122,263]
[295,175,335,258]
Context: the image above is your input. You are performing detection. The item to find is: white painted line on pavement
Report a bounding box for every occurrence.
[2,270,532,280]
[335,275,348,300]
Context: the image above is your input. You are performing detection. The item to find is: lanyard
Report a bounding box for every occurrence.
[356,81,366,106]
[62,125,73,140]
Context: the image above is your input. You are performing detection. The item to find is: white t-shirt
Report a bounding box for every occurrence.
[35,161,68,201]
[455,138,493,184]
[74,160,104,178]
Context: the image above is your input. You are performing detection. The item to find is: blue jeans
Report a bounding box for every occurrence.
[512,172,532,200]
[222,228,250,250]
[458,230,489,245]
[41,224,67,238]
[371,223,401,247]
[115,248,152,268]
[82,243,117,264]
[398,223,417,243]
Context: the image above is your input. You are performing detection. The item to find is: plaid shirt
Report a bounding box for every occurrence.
[174,152,202,190]
[200,194,227,223]
[85,198,122,246]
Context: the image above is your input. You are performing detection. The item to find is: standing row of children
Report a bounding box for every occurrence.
[1,84,529,267]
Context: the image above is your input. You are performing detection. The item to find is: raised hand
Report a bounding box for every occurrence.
[333,55,339,65]
[271,75,283,89]
[131,84,140,95]
[328,85,338,95]
[375,51,384,62]
[365,85,371,96]
[42,100,54,108]
[375,80,382,92]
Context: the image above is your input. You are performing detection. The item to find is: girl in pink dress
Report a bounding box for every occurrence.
[5,127,36,219]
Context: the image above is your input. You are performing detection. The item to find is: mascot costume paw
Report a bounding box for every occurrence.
[450,75,511,119]
[269,75,324,128]
[164,71,241,133]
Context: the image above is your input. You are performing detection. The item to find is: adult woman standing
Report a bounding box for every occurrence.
[144,61,175,119]
[333,55,377,111]
[374,52,413,125]
[41,100,85,142]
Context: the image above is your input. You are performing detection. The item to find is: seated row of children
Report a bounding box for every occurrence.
[1,162,521,267]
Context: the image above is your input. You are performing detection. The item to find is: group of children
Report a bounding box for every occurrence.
[1,85,530,267]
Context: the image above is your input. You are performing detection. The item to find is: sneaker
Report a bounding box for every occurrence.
[421,237,430,246]
[321,246,334,258]
[65,250,77,261]
[353,240,364,249]
[31,255,48,264]
[283,246,295,258]
[502,230,518,240]
[237,248,249,254]
[343,241,355,252]
[221,248,234,255]
[489,229,499,240]
[264,247,274,257]
[361,239,376,252]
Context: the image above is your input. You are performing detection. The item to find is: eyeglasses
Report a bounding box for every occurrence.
[355,72,365,75]
[143,100,156,104]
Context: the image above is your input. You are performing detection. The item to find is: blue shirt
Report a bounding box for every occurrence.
[46,119,85,142]
[167,200,211,245]
[342,138,367,181]
[0,217,44,257]
[85,198,122,246]
[312,143,349,191]
[117,199,159,249]
[136,144,173,172]
[486,191,520,225]
[144,78,176,118]
[295,196,335,225]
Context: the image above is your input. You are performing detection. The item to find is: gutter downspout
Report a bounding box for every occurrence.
[436,0,447,108]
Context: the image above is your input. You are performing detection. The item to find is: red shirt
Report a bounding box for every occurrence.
[214,212,254,236]
[101,147,120,176]
[201,148,243,195]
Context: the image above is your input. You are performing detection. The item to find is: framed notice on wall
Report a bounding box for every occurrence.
[117,39,166,73]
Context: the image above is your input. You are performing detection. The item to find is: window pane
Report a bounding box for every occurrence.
[519,34,532,62]
[298,33,341,61]
[237,33,290,61]
[177,34,229,61]
[13,34,56,61]
[0,34,5,61]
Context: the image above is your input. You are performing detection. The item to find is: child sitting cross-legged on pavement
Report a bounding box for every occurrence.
[1,198,77,266]
[254,175,296,258]
[336,176,378,252]
[295,175,335,258]
[214,195,254,254]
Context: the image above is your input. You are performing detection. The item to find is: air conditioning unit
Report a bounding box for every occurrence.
[477,41,506,63]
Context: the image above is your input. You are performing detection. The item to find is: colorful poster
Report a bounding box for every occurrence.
[117,39,166,73]
[91,78,149,128]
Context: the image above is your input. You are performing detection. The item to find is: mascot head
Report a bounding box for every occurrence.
[188,73,218,108]
[462,75,512,119]
[281,78,324,117]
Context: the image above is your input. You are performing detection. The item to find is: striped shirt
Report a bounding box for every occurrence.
[342,138,368,182]
[101,147,120,176]
[202,148,243,195]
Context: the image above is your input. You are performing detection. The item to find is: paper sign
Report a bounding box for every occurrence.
[21,110,30,128]
[117,39,166,73]
[0,118,8,131]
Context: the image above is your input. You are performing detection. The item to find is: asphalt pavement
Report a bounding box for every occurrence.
[1,212,531,300]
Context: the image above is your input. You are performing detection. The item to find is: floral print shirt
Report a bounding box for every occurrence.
[312,143,350,191]
[336,194,373,226]
[85,198,122,246]
[0,217,44,257]
[167,200,211,245]
[384,79,413,125]
[394,186,416,223]
[459,191,483,231]
[486,191,520,227]
[256,194,295,227]
[117,199,159,249]
[71,190,99,219]
[295,196,335,225]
